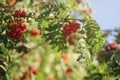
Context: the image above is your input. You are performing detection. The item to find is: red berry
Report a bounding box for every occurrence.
[84,9,91,15]
[109,42,117,50]
[66,68,73,74]
[41,0,46,2]
[6,0,16,7]
[62,54,69,62]
[105,45,111,51]
[29,67,38,75]
[76,0,81,4]
[68,37,74,45]
[105,42,117,51]
[30,29,40,37]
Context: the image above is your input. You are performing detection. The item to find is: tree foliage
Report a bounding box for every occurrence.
[1,0,119,80]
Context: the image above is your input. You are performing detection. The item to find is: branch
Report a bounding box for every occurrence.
[27,15,84,22]
[44,18,84,22]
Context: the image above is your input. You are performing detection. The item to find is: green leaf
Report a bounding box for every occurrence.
[83,18,105,54]
[88,38,97,46]
[39,20,49,28]
[52,44,57,49]
[2,35,8,45]
[43,21,67,51]
[58,9,68,18]
[0,0,4,3]
[94,30,103,37]
[91,43,102,53]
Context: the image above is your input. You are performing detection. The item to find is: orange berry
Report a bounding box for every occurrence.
[62,54,69,62]
[30,29,40,37]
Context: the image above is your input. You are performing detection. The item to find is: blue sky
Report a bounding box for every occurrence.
[91,0,120,30]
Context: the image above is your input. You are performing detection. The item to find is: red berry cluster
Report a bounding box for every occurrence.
[6,22,27,40]
[62,21,80,38]
[105,42,117,51]
[62,21,80,45]
[13,9,26,19]
[6,9,27,41]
